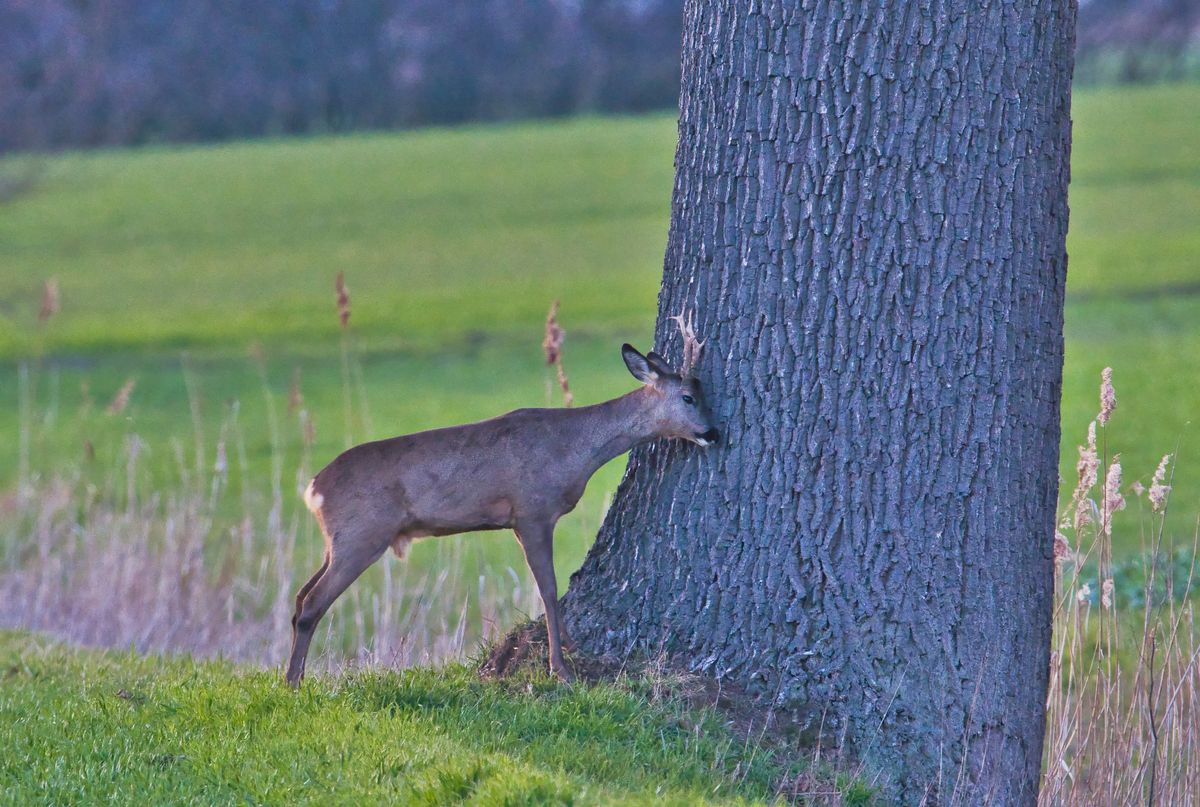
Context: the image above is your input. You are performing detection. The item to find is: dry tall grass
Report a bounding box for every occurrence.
[1,393,541,672]
[3,284,542,671]
[543,299,574,407]
[1042,369,1198,804]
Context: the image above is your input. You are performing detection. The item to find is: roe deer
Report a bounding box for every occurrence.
[286,330,718,685]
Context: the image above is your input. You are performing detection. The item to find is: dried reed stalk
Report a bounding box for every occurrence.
[106,379,136,415]
[38,278,59,323]
[1040,368,1199,805]
[335,271,351,329]
[543,300,573,406]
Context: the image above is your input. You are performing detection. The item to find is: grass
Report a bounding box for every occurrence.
[0,116,674,356]
[1067,84,1200,295]
[0,630,869,805]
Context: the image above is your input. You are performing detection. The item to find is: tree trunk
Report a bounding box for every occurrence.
[563,0,1075,802]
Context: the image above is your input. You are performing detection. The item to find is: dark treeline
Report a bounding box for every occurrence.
[1076,0,1200,83]
[0,0,1196,152]
[0,0,683,152]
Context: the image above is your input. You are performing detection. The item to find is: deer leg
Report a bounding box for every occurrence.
[291,549,331,638]
[285,541,384,688]
[515,521,573,683]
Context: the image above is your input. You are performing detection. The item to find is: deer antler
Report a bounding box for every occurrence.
[669,309,705,377]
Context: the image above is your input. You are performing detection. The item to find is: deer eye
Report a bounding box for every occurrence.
[681,394,695,406]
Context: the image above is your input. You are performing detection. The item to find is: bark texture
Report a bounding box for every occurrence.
[563,0,1075,802]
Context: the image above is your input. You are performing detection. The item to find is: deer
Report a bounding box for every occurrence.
[285,315,718,686]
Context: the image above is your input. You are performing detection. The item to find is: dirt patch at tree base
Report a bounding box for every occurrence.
[479,619,623,683]
[479,619,836,752]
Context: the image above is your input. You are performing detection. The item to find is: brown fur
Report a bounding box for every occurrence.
[285,344,718,685]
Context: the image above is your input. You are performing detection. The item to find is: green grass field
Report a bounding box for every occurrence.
[1,80,1198,586]
[0,631,877,805]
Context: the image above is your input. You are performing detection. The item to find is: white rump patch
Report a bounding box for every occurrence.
[303,479,324,512]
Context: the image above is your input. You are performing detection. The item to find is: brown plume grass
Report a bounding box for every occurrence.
[543,299,573,406]
[1040,369,1198,804]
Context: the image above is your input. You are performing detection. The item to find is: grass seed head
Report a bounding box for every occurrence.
[106,379,136,415]
[1053,530,1072,566]
[1102,458,1126,535]
[38,278,60,323]
[1076,437,1100,498]
[1098,367,1116,426]
[543,300,564,366]
[1149,453,1172,512]
[542,300,572,406]
[1072,421,1100,533]
[336,271,351,329]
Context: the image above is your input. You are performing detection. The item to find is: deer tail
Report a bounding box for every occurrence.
[302,478,324,513]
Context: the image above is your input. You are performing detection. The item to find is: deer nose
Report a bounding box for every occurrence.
[700,427,720,444]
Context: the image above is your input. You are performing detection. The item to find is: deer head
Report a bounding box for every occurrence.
[621,313,719,446]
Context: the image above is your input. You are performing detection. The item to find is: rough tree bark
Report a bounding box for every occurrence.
[562,0,1075,802]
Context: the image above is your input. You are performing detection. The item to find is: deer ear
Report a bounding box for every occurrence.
[645,351,674,377]
[621,343,658,384]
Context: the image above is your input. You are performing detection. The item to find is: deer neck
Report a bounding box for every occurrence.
[574,388,659,476]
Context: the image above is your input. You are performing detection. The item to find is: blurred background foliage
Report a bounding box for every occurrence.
[1,0,1197,152]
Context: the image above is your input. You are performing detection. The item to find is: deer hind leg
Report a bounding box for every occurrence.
[285,534,387,688]
[292,549,331,637]
[515,519,573,683]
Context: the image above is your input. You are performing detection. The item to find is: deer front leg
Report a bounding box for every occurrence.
[515,520,573,683]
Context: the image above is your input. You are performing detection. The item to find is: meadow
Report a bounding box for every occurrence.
[0,79,1195,648]
[2,82,1198,560]
[0,81,1197,804]
[0,78,1196,654]
[1,631,876,805]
